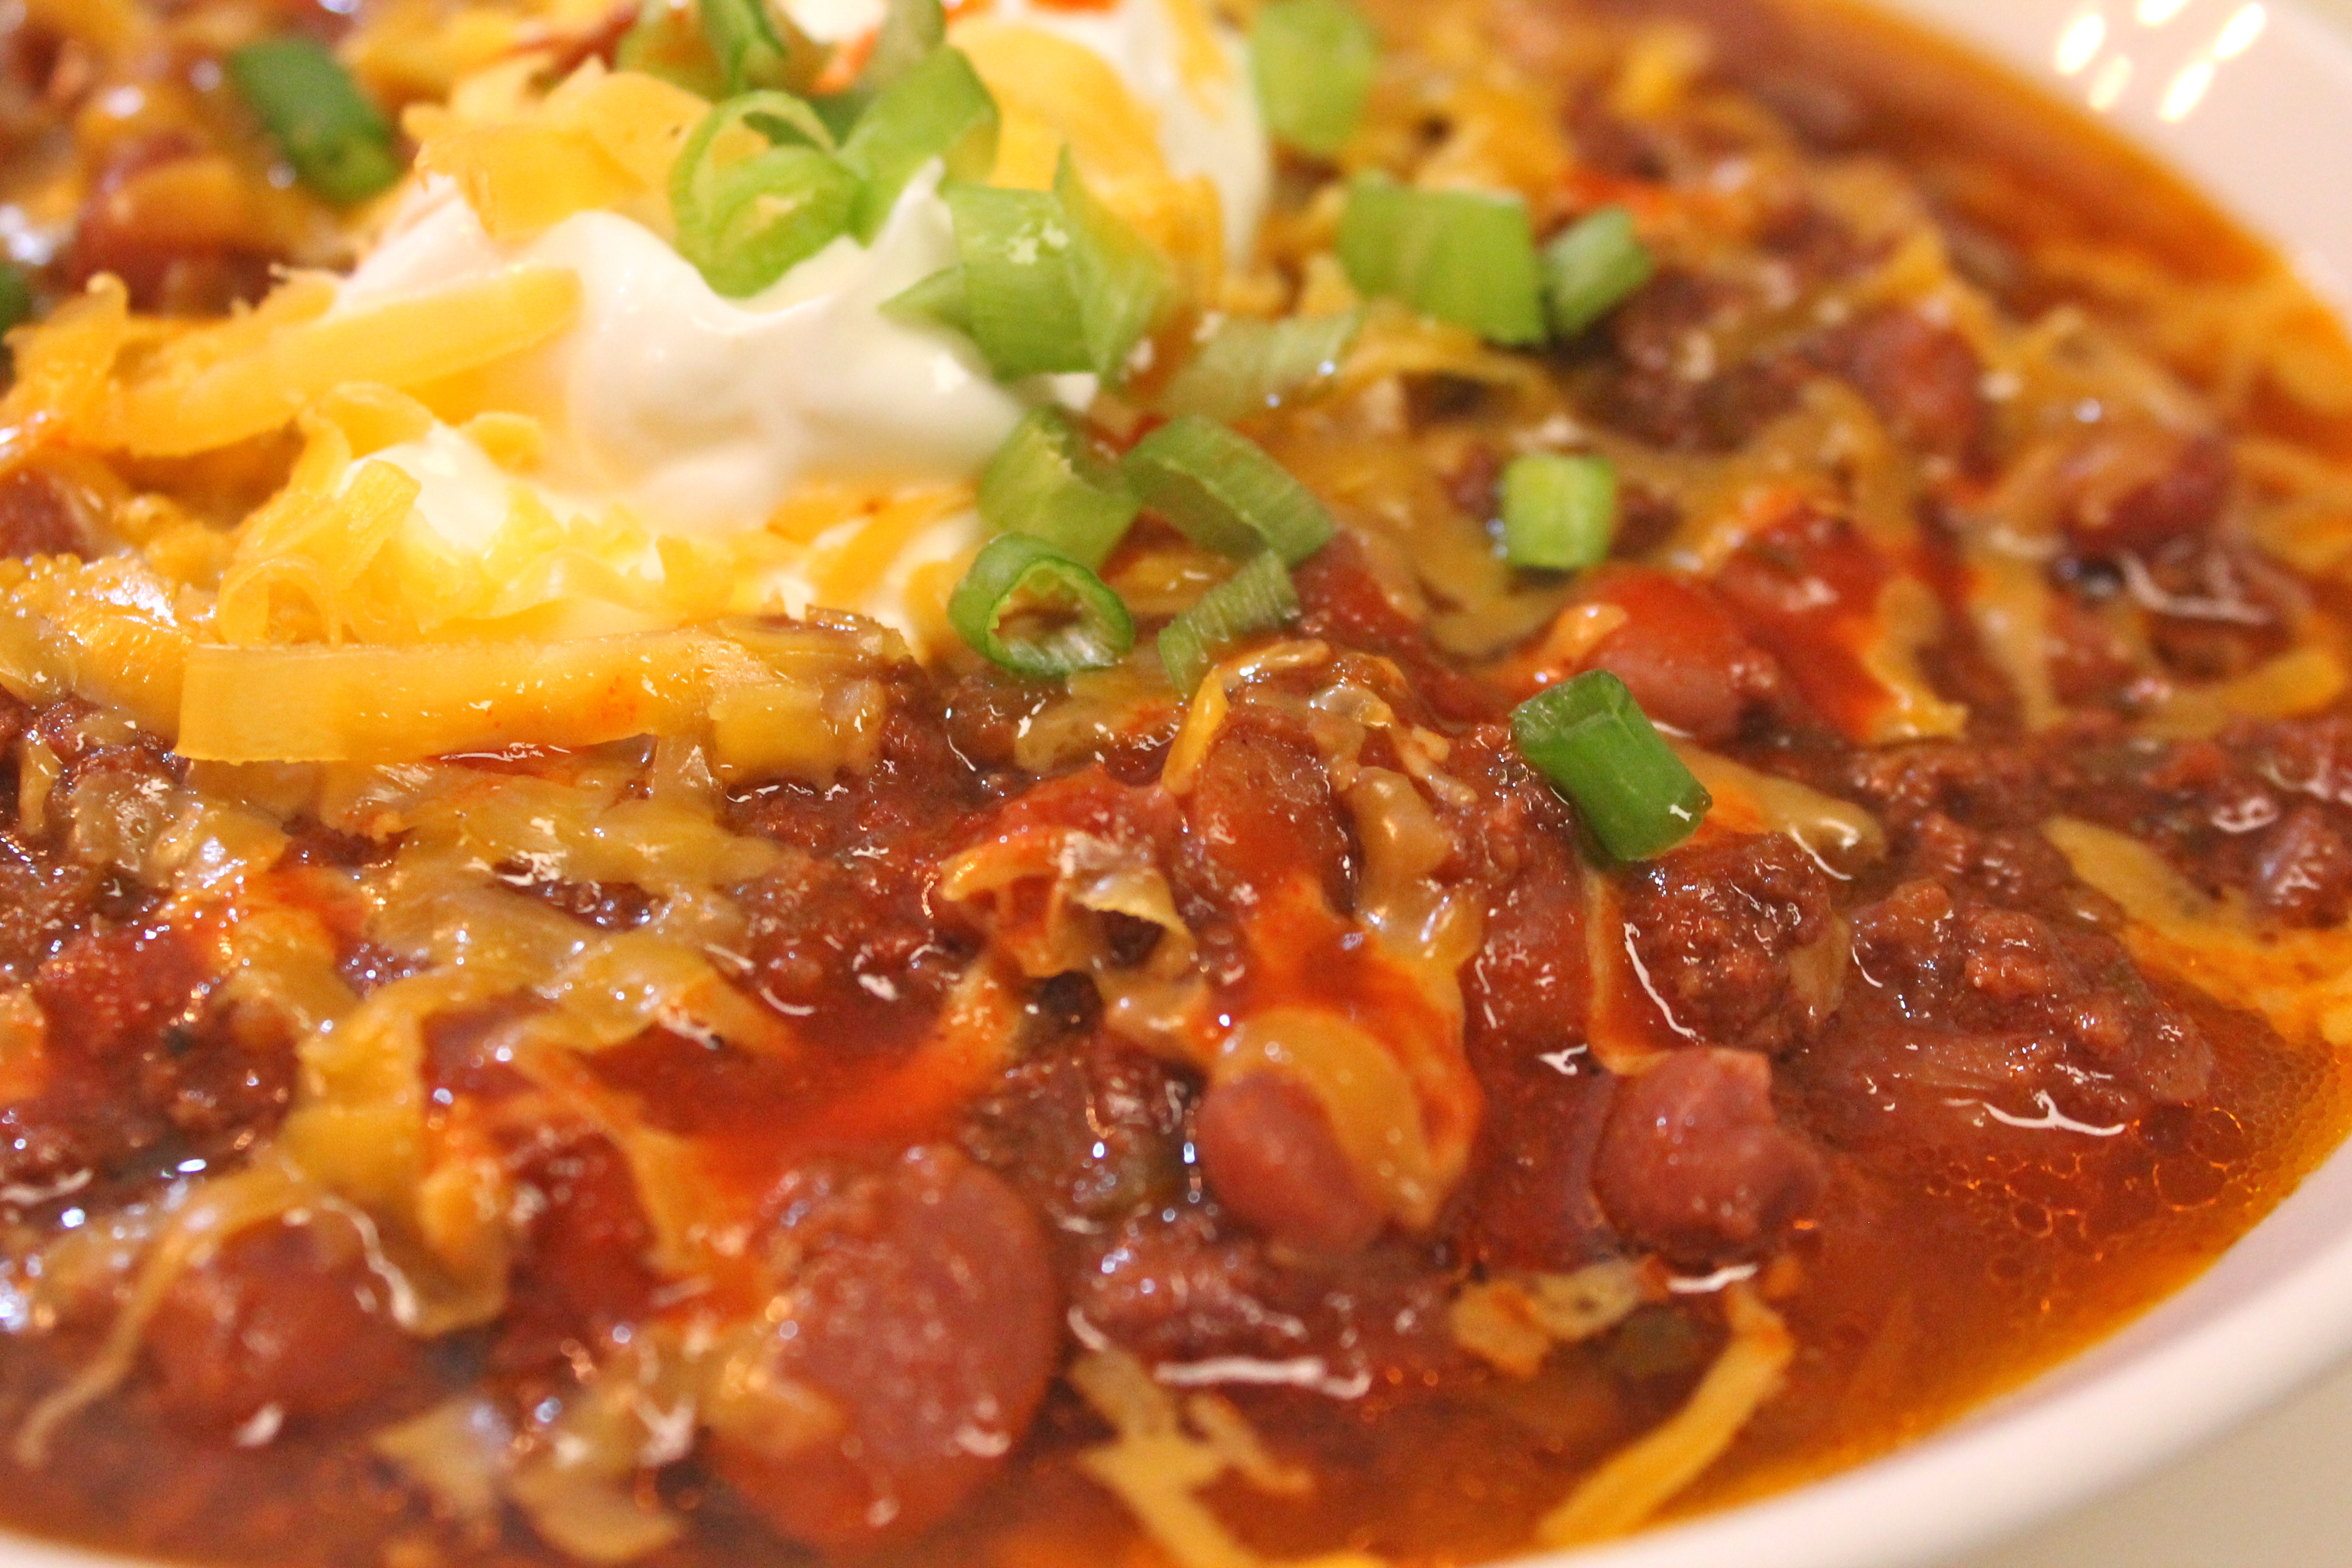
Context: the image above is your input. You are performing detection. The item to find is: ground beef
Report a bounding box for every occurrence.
[4,922,293,1193]
[1173,706,1357,924]
[960,1031,1190,1231]
[1072,1207,1303,1364]
[67,132,277,315]
[1620,833,1836,1053]
[1452,729,1623,1271]
[729,665,989,1032]
[491,1130,664,1378]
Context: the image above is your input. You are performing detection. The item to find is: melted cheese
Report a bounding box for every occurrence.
[960,0,1267,263]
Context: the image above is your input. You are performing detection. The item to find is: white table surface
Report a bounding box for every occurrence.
[1933,1351,2352,1566]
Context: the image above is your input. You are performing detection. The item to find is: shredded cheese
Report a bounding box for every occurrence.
[1071,1349,1389,1568]
[1537,1285,1794,1547]
[2044,816,2352,1048]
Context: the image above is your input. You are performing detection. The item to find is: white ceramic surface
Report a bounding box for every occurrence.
[7,5,2352,1568]
[1935,1347,2352,1566]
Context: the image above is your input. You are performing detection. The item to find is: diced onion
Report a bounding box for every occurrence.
[946,150,1174,380]
[858,0,950,93]
[698,0,829,94]
[879,264,970,333]
[0,261,32,337]
[837,47,998,241]
[1154,309,1363,422]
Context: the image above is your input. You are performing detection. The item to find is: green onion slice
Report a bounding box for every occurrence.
[671,93,859,297]
[1502,453,1616,570]
[838,47,998,241]
[979,407,1140,570]
[1336,174,1545,346]
[0,263,32,340]
[861,0,948,92]
[1511,671,1711,861]
[949,532,1137,678]
[226,38,402,206]
[617,0,728,97]
[945,151,1173,381]
[1056,150,1174,382]
[1251,0,1380,158]
[1155,309,1363,422]
[1159,551,1300,695]
[1544,206,1654,337]
[700,0,830,94]
[944,184,1075,378]
[1123,415,1335,565]
[880,265,971,334]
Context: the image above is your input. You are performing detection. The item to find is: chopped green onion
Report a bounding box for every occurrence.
[838,47,998,241]
[860,0,947,92]
[1544,206,1654,337]
[1511,671,1711,861]
[1251,0,1380,158]
[671,93,859,297]
[1057,148,1174,380]
[617,0,729,97]
[949,532,1136,678]
[226,38,402,206]
[0,263,32,340]
[1159,552,1300,695]
[943,185,1072,377]
[699,0,829,94]
[1123,415,1335,565]
[1155,309,1363,422]
[881,265,971,334]
[945,151,1173,381]
[1336,174,1545,346]
[979,407,1139,570]
[1501,453,1616,570]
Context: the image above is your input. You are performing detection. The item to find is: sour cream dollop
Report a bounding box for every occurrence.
[344,167,1083,537]
[334,0,1272,633]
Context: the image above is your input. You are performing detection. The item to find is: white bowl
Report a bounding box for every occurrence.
[7,5,2352,1568]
